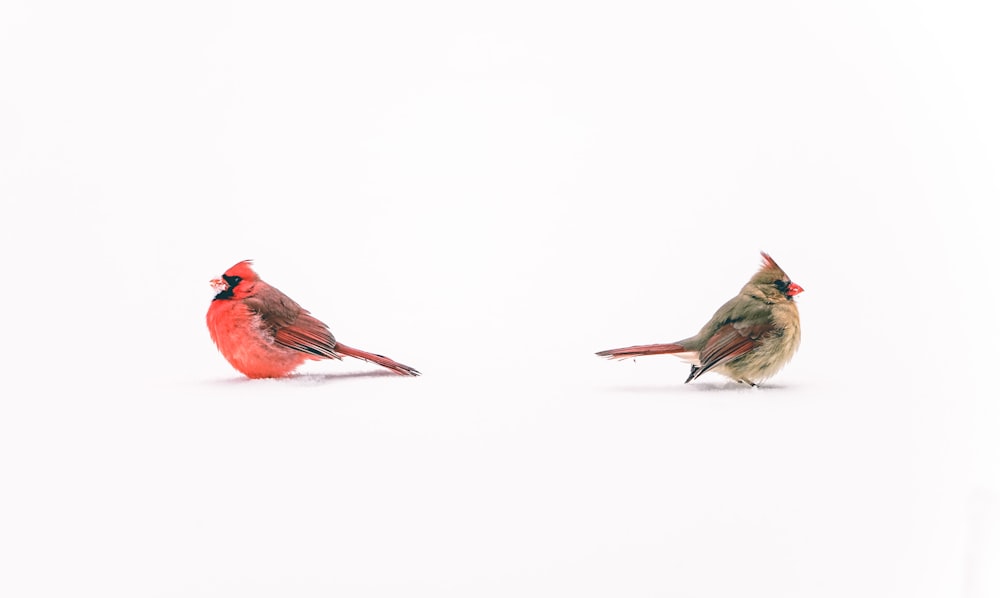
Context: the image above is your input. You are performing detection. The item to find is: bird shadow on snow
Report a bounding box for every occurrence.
[606,381,797,394]
[207,370,399,386]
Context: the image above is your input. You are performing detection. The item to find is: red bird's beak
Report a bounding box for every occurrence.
[786,282,804,297]
[210,277,229,293]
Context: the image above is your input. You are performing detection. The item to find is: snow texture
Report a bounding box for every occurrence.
[1,2,998,597]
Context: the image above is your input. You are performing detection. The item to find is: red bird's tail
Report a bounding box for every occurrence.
[596,343,688,360]
[334,343,421,376]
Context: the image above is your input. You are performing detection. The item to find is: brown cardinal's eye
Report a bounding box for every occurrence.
[773,279,789,292]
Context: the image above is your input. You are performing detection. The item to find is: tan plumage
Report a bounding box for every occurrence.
[596,252,803,386]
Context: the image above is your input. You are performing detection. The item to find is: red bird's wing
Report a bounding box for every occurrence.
[271,313,341,359]
[690,320,771,380]
[243,288,341,360]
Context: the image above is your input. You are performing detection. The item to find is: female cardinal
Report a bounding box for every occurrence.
[206,260,420,378]
[596,252,802,386]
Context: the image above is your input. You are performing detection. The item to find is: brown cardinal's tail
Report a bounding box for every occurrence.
[334,343,421,376]
[596,343,689,360]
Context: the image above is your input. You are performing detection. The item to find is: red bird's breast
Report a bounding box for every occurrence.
[206,299,309,378]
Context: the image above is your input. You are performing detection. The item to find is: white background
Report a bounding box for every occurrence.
[2,1,998,596]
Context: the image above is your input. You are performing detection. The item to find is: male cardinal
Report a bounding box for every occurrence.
[596,252,802,386]
[206,260,420,378]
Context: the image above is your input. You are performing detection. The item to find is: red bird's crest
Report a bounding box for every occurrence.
[222,260,259,281]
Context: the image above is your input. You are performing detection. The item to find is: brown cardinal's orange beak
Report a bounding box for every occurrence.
[786,282,804,296]
[210,278,229,293]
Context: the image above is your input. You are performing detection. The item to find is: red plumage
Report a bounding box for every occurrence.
[206,260,420,379]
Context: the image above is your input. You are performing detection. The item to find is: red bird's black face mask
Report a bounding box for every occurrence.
[211,274,242,301]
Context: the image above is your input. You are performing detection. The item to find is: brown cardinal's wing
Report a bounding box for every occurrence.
[689,320,771,381]
[243,286,342,360]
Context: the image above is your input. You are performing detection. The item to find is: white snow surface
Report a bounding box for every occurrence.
[2,2,998,597]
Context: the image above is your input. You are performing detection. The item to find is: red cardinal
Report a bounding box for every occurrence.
[596,252,803,386]
[206,261,420,379]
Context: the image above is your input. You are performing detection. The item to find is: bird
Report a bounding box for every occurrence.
[206,260,420,379]
[596,252,803,387]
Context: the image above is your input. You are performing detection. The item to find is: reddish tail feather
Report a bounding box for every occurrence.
[595,343,687,360]
[335,343,421,376]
